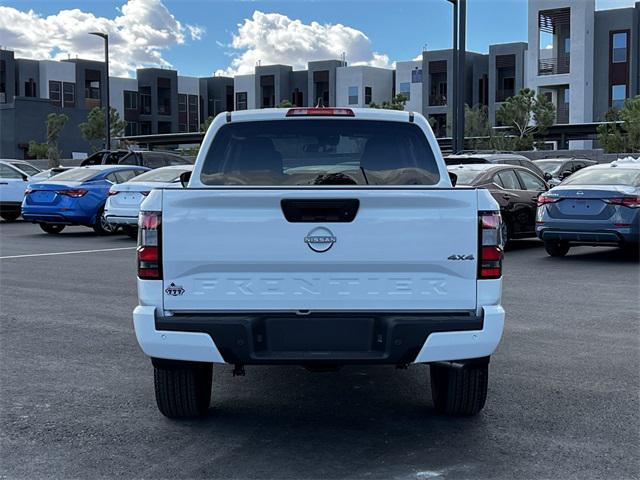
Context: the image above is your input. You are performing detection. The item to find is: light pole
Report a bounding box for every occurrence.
[89,32,110,150]
[445,0,466,153]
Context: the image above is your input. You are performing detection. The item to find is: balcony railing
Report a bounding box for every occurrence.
[556,104,569,124]
[429,94,447,106]
[496,89,515,102]
[538,53,570,75]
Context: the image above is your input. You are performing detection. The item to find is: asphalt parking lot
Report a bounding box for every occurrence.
[1,220,638,480]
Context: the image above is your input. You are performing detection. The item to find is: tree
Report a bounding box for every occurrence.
[45,113,69,168]
[369,94,408,110]
[278,99,293,108]
[464,104,491,150]
[200,116,214,132]
[27,141,49,159]
[496,88,555,151]
[79,106,126,151]
[596,96,640,153]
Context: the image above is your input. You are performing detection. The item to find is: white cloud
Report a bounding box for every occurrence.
[215,11,391,76]
[0,0,204,77]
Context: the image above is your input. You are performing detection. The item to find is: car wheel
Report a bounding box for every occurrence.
[499,221,509,250]
[123,226,138,239]
[39,223,65,234]
[544,240,570,257]
[430,361,488,416]
[1,211,20,222]
[93,208,117,235]
[153,360,212,418]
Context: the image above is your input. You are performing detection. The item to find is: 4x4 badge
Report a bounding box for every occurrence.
[165,283,185,296]
[448,254,475,261]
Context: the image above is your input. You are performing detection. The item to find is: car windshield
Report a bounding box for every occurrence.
[47,168,100,182]
[562,168,640,186]
[535,161,563,175]
[130,168,189,183]
[449,169,484,185]
[11,163,40,176]
[200,120,440,186]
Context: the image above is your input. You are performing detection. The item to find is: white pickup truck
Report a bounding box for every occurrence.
[133,108,505,418]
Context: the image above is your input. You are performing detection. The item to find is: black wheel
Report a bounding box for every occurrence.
[430,361,488,416]
[499,221,509,250]
[92,208,117,235]
[39,223,65,234]
[154,361,212,418]
[544,239,570,257]
[123,226,138,239]
[1,211,20,222]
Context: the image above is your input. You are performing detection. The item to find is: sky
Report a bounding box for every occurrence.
[0,0,635,78]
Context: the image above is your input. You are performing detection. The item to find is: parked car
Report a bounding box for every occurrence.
[22,165,149,235]
[30,166,76,181]
[448,163,548,246]
[534,157,597,186]
[81,149,192,168]
[0,160,41,221]
[536,160,640,256]
[445,152,545,178]
[105,165,193,237]
[134,107,506,419]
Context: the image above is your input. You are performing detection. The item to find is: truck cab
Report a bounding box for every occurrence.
[133,108,505,418]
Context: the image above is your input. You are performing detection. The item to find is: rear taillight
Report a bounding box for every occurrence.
[603,196,640,208]
[479,211,503,279]
[108,190,119,196]
[137,211,162,279]
[57,189,87,198]
[286,108,355,117]
[537,194,561,205]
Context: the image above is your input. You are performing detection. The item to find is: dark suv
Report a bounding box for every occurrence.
[81,150,192,169]
[445,152,545,178]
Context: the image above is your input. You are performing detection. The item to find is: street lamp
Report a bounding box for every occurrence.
[89,32,110,150]
[446,0,466,153]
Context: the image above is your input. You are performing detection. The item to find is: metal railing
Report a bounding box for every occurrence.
[556,104,569,124]
[538,53,570,75]
[429,94,447,106]
[496,89,515,102]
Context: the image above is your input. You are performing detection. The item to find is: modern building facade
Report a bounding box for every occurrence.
[1,0,638,158]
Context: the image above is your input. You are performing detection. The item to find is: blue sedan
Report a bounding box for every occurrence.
[536,160,640,256]
[22,165,149,234]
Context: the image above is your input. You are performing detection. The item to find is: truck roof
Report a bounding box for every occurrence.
[227,107,415,123]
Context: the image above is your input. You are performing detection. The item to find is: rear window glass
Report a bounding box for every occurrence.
[535,161,563,175]
[444,156,489,166]
[131,168,190,183]
[47,168,100,182]
[200,120,440,186]
[449,169,484,185]
[11,163,40,175]
[563,168,640,186]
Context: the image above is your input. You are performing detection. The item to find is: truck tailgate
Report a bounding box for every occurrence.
[161,188,478,311]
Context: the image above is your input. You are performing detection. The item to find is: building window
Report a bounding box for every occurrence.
[364,86,372,105]
[63,82,75,107]
[140,121,152,135]
[612,85,626,109]
[399,82,411,101]
[411,69,423,83]
[0,60,6,103]
[612,32,628,63]
[125,121,138,136]
[236,92,248,110]
[124,90,138,110]
[178,93,187,132]
[49,80,62,106]
[157,77,172,115]
[24,78,37,97]
[348,86,358,105]
[188,94,199,132]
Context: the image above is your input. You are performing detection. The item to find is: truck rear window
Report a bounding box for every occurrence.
[200,120,440,186]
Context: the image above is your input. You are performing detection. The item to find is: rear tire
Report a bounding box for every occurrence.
[92,208,117,235]
[430,361,488,416]
[1,211,20,222]
[544,239,570,257]
[500,221,509,249]
[39,223,65,234]
[153,361,212,418]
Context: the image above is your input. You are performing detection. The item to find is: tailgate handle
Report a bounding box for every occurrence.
[281,199,359,223]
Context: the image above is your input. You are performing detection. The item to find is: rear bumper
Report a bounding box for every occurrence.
[133,306,505,365]
[105,215,138,225]
[536,226,638,245]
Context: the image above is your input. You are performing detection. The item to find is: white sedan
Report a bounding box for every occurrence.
[0,160,42,221]
[104,165,193,236]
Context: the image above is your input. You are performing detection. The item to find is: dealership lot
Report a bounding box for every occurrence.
[0,221,638,480]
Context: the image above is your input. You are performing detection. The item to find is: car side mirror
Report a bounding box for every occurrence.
[543,172,552,181]
[21,174,28,181]
[448,171,457,187]
[180,171,192,188]
[560,170,572,180]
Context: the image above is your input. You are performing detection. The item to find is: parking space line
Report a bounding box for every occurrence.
[0,246,137,260]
